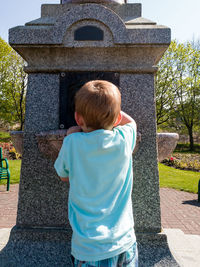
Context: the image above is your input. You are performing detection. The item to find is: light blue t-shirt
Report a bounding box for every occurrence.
[54,121,137,261]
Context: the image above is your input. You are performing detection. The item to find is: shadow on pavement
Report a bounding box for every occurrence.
[182,200,200,207]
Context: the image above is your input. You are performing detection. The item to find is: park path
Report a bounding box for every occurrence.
[0,185,18,228]
[160,188,200,235]
[0,185,200,235]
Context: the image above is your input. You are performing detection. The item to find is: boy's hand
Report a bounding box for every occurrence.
[60,177,69,183]
[119,111,135,126]
[67,126,82,136]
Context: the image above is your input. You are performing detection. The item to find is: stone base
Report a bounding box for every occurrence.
[137,233,180,266]
[0,226,72,267]
[0,228,179,267]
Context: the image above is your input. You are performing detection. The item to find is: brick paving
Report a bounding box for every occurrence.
[160,188,200,235]
[0,185,200,235]
[0,184,18,228]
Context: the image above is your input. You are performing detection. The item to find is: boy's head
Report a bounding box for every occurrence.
[75,80,121,131]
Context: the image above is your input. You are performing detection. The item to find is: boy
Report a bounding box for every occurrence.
[54,80,138,266]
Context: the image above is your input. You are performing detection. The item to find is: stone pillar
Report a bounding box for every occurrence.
[0,1,179,266]
[120,74,161,233]
[17,74,70,227]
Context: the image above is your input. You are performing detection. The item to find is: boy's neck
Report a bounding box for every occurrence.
[76,113,114,132]
[81,125,113,133]
[81,126,94,133]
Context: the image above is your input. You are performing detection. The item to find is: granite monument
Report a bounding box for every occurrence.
[0,1,179,266]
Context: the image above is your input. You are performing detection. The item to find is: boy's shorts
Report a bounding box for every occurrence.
[71,242,138,267]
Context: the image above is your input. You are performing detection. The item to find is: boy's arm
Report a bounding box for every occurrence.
[118,111,135,126]
[54,138,70,182]
[60,177,69,183]
[116,111,137,152]
[58,126,81,182]
[55,126,81,183]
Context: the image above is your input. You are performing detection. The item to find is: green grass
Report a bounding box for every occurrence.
[0,160,21,185]
[159,163,200,193]
[0,131,11,143]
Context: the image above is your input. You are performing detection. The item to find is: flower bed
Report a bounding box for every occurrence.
[162,153,200,172]
[0,142,21,160]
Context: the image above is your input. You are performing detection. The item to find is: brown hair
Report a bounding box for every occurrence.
[75,80,121,130]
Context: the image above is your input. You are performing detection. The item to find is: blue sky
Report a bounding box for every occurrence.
[0,0,200,43]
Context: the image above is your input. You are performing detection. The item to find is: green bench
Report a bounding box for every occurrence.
[0,147,10,191]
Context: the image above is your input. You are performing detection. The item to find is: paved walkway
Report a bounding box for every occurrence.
[0,184,18,228]
[160,188,200,235]
[0,184,200,234]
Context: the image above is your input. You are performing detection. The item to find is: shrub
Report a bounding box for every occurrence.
[161,153,200,172]
[0,142,21,159]
[9,147,21,160]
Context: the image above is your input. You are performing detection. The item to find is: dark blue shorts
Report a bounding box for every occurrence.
[72,242,138,267]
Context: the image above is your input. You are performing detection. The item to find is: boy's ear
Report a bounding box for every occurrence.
[113,112,122,127]
[75,112,84,127]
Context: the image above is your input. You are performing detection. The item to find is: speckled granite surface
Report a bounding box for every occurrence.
[120,73,161,233]
[0,2,178,266]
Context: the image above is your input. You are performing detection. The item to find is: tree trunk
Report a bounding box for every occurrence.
[20,122,23,131]
[188,126,194,151]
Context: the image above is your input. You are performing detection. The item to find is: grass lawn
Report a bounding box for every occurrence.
[0,131,11,143]
[0,160,21,185]
[159,163,200,194]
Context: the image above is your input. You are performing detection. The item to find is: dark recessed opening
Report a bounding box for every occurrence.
[59,72,120,129]
[74,26,104,41]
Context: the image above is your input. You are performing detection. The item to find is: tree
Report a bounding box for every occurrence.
[0,37,27,130]
[156,40,200,151]
[171,42,200,150]
[155,42,176,125]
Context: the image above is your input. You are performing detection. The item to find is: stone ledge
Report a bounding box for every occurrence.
[9,25,170,46]
[136,232,167,245]
[41,3,142,19]
[10,46,167,74]
[9,226,72,242]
